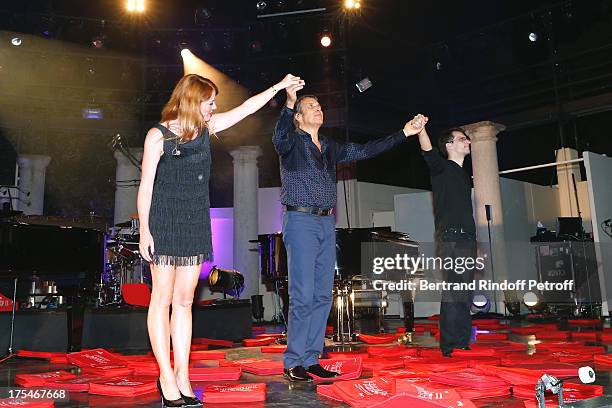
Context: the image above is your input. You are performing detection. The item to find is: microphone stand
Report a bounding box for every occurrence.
[0,277,18,364]
[485,204,498,313]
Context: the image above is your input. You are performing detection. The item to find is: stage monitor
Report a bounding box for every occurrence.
[557,217,583,239]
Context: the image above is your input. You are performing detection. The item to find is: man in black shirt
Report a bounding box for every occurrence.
[409,116,476,357]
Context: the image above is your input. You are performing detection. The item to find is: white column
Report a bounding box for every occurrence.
[16,154,51,215]
[463,121,509,311]
[113,149,143,226]
[556,147,582,217]
[230,146,262,301]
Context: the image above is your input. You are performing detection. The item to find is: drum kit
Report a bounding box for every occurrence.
[256,228,422,344]
[97,215,150,307]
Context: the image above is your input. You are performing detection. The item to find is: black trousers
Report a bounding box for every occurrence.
[436,228,476,354]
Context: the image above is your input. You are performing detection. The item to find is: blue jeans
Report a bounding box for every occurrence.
[282,211,336,369]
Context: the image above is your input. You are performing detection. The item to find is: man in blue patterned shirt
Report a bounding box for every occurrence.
[273,82,426,382]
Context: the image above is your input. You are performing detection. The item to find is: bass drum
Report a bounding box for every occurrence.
[256,233,288,282]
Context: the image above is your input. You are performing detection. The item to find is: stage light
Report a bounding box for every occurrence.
[355,77,373,93]
[344,0,361,10]
[92,37,104,49]
[11,37,22,47]
[528,32,538,42]
[320,32,332,47]
[471,294,491,313]
[126,0,145,13]
[523,291,538,307]
[180,48,192,58]
[208,266,245,298]
[256,1,268,10]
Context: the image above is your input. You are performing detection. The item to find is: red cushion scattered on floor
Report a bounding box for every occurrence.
[571,331,598,341]
[358,333,399,344]
[510,362,580,378]
[599,332,612,343]
[242,360,284,375]
[242,337,276,347]
[474,365,541,386]
[190,344,209,351]
[455,356,501,369]
[476,332,508,341]
[394,381,477,407]
[367,345,418,358]
[191,337,234,348]
[309,359,362,382]
[317,384,344,401]
[49,355,70,364]
[255,333,284,339]
[88,376,157,397]
[534,331,569,340]
[0,399,54,408]
[44,374,106,392]
[327,351,369,359]
[427,314,440,320]
[594,354,612,366]
[16,350,56,359]
[126,360,160,376]
[67,348,128,371]
[202,383,266,403]
[500,353,552,366]
[362,357,404,372]
[260,344,287,353]
[567,319,601,327]
[536,341,584,351]
[456,386,511,400]
[550,351,594,363]
[403,356,469,372]
[513,381,603,400]
[429,368,508,389]
[252,325,266,333]
[190,366,242,381]
[374,368,431,379]
[15,371,77,387]
[331,377,396,407]
[188,350,226,360]
[452,348,497,357]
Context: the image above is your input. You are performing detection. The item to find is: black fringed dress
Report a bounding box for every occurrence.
[148,124,212,266]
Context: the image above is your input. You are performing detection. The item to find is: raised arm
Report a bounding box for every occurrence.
[272,83,304,155]
[209,74,304,133]
[335,114,428,163]
[137,127,164,263]
[404,117,446,176]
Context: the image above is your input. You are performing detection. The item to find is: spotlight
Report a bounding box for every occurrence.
[523,291,538,307]
[256,1,268,10]
[11,37,22,47]
[528,32,538,42]
[320,32,332,47]
[208,266,245,298]
[471,294,491,313]
[126,0,145,13]
[180,48,192,58]
[195,7,212,24]
[344,0,361,10]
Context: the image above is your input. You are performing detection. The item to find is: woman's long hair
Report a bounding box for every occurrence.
[161,74,219,142]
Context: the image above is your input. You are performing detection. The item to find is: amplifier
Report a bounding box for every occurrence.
[534,242,600,305]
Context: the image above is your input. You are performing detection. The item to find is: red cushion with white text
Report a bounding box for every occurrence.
[88,377,157,397]
[202,383,266,403]
[14,371,77,387]
[189,367,242,381]
[309,359,362,382]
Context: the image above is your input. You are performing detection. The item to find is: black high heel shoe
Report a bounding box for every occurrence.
[156,379,186,408]
[180,392,203,407]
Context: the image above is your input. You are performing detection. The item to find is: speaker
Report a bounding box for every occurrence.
[0,134,17,186]
[251,294,264,320]
[534,242,601,305]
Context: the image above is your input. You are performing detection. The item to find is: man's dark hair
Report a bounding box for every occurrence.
[293,95,318,127]
[438,127,467,158]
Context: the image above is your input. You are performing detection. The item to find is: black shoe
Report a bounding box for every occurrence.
[283,365,313,382]
[306,364,340,378]
[180,392,202,407]
[442,351,452,358]
[157,379,186,408]
[457,346,471,350]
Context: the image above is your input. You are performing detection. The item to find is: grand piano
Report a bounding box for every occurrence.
[0,215,106,351]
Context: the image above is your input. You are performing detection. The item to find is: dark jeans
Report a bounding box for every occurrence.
[435,227,476,354]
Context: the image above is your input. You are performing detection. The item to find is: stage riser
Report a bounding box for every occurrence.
[0,303,252,352]
[0,311,69,352]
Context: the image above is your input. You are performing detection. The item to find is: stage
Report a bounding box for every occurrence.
[2,317,612,407]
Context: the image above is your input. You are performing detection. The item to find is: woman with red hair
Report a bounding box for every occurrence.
[138,73,303,407]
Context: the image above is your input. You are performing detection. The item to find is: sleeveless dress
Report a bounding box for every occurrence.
[148,124,212,266]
